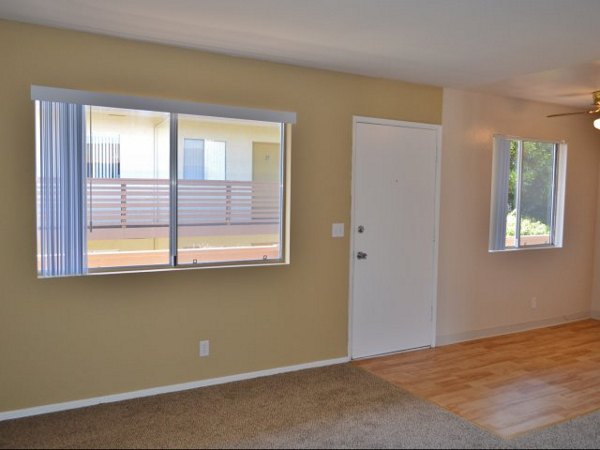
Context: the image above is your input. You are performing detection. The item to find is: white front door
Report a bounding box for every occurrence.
[351,118,439,359]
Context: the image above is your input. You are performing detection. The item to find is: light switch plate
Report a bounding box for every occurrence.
[332,223,345,238]
[199,340,210,357]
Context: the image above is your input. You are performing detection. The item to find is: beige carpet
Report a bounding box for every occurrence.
[0,364,599,449]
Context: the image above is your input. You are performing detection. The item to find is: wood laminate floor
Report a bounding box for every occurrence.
[354,319,600,438]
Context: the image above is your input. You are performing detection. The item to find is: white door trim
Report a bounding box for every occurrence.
[348,116,441,359]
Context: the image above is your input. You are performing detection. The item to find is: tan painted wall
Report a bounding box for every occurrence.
[0,19,441,412]
[438,89,600,341]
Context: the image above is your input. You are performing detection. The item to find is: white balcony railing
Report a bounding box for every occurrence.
[86,178,280,229]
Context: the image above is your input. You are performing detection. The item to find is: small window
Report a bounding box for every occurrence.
[183,138,205,180]
[489,136,566,252]
[33,86,295,277]
[182,138,226,181]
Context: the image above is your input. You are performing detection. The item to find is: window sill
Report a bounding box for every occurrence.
[39,259,289,278]
[488,244,562,253]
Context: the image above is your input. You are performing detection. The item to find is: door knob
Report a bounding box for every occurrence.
[357,251,367,260]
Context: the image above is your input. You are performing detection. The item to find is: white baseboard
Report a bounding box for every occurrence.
[0,356,350,422]
[591,310,600,320]
[436,311,591,346]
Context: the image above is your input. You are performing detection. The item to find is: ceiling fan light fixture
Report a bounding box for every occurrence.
[547,90,600,120]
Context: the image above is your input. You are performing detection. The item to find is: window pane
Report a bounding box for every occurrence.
[86,106,170,269]
[183,139,205,180]
[519,141,555,247]
[205,140,226,180]
[505,140,518,249]
[177,115,282,265]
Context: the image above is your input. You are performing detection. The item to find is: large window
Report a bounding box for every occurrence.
[489,135,566,252]
[33,86,294,277]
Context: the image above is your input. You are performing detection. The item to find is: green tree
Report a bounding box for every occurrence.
[507,140,554,230]
[520,140,554,224]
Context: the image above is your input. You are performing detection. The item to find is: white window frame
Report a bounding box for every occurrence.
[32,86,295,277]
[489,134,567,252]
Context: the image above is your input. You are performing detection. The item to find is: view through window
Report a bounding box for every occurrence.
[489,136,566,252]
[34,86,294,277]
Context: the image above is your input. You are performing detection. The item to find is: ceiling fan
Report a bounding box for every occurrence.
[547,91,600,129]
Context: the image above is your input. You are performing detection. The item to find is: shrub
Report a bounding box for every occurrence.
[506,210,550,236]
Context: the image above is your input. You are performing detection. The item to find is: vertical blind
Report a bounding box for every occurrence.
[37,101,87,277]
[488,137,511,251]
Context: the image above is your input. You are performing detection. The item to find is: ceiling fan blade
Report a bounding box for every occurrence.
[546,111,590,118]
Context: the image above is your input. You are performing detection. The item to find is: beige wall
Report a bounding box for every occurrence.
[593,164,600,316]
[0,19,441,412]
[438,89,600,342]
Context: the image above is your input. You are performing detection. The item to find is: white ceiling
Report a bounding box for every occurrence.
[1,0,600,110]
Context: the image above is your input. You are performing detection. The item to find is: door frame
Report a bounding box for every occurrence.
[348,116,442,359]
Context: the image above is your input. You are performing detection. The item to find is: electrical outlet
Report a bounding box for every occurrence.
[531,297,537,309]
[199,340,210,357]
